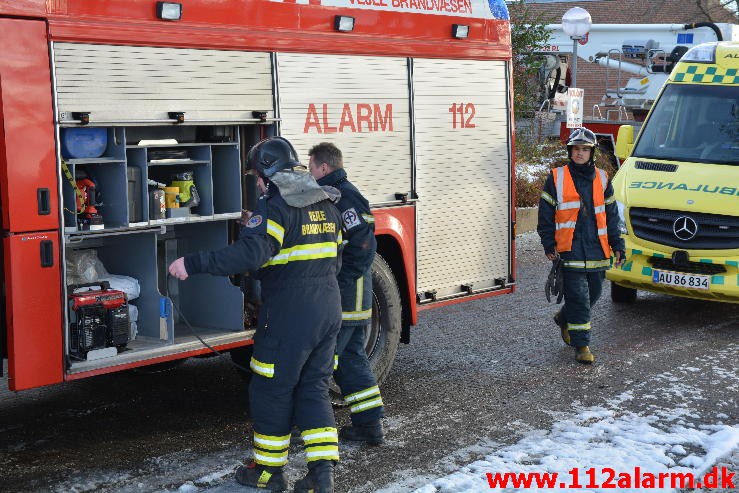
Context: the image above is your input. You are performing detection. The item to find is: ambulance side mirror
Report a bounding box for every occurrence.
[615,125,634,161]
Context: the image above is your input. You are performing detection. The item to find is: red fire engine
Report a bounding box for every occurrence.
[0,0,516,392]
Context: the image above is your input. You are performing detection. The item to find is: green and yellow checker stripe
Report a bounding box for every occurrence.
[619,249,739,287]
[672,64,738,84]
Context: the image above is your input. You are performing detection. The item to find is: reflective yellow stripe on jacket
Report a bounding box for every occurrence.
[262,241,338,267]
[342,275,372,321]
[266,219,285,246]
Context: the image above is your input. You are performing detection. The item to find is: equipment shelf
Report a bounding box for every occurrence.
[126,141,238,148]
[59,127,241,230]
[146,159,211,166]
[64,157,126,165]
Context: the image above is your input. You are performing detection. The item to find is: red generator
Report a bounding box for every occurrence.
[68,282,130,360]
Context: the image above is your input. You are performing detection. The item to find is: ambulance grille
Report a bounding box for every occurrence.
[648,257,727,275]
[630,207,739,250]
[634,161,678,172]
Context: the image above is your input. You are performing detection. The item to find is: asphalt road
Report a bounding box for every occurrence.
[1,233,737,492]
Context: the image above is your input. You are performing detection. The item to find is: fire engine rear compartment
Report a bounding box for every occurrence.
[61,124,248,374]
[49,40,277,374]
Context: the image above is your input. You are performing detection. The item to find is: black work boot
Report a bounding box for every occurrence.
[235,461,288,492]
[293,460,335,493]
[339,420,384,445]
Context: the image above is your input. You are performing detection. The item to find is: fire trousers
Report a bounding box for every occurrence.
[561,269,606,348]
[334,322,384,425]
[248,282,341,467]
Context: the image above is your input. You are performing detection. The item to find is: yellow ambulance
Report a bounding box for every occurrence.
[608,41,739,303]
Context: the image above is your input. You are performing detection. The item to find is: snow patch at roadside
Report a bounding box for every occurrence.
[381,344,739,493]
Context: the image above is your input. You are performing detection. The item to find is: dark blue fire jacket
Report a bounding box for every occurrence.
[317,168,376,325]
[184,181,344,464]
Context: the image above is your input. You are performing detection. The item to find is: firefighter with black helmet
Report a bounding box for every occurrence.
[308,142,385,446]
[169,136,343,492]
[537,127,625,364]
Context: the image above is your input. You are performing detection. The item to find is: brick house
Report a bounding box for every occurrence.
[508,0,737,121]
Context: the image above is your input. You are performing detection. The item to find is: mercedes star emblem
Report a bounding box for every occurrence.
[673,216,698,241]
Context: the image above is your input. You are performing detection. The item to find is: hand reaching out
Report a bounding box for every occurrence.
[168,257,189,280]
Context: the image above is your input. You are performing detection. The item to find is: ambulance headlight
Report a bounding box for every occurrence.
[616,200,628,235]
[681,43,716,63]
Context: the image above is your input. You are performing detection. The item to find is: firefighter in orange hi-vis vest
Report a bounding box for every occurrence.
[537,128,625,364]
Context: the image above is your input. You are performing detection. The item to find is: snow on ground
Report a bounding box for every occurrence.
[376,343,738,493]
[406,410,736,493]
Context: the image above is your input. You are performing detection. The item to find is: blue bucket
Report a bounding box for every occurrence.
[60,128,108,159]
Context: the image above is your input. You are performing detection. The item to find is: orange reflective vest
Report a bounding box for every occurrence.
[552,165,610,257]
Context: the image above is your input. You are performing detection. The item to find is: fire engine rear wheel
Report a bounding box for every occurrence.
[610,281,637,303]
[365,253,402,387]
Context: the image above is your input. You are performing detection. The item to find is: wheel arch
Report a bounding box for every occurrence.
[372,206,416,343]
[376,234,412,344]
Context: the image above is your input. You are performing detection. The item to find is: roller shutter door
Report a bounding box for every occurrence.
[53,43,273,123]
[277,53,411,204]
[414,58,511,300]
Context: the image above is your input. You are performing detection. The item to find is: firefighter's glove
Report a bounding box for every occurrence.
[555,258,564,304]
[545,256,564,304]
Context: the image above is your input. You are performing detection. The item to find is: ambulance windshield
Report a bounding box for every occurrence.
[633,84,739,165]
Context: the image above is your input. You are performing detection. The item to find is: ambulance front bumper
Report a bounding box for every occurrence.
[606,243,739,304]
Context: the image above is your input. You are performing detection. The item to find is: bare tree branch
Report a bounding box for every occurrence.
[708,0,739,21]
[696,0,714,21]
